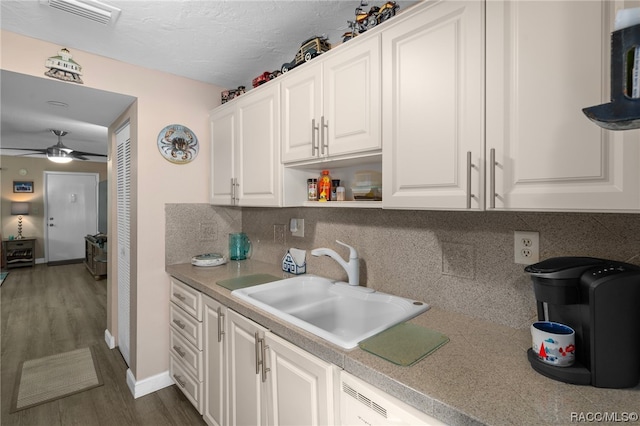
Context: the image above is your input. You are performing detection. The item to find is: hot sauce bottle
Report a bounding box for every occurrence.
[318,170,332,202]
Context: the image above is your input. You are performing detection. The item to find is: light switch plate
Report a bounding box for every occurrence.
[291,218,304,238]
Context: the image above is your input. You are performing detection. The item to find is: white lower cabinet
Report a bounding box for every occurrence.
[169,278,204,413]
[200,292,337,426]
[202,295,226,426]
[266,331,339,425]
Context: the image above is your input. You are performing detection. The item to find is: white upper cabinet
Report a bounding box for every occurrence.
[486,0,640,212]
[281,35,381,164]
[381,0,484,210]
[210,84,282,207]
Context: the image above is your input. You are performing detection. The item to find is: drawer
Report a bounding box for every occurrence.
[170,277,202,321]
[170,303,203,350]
[170,328,203,381]
[170,354,203,414]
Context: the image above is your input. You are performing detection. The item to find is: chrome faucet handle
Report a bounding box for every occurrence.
[335,240,358,259]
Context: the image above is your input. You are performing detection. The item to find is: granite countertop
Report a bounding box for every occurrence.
[166,261,640,426]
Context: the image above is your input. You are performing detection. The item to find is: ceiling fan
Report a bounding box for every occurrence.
[3,129,107,163]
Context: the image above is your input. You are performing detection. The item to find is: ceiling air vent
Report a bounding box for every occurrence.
[45,0,121,25]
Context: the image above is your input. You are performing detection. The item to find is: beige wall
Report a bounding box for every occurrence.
[1,155,107,259]
[2,30,223,382]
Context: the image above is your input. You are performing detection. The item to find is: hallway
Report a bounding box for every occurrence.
[0,263,205,426]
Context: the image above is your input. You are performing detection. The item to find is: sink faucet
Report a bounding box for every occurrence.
[311,240,359,286]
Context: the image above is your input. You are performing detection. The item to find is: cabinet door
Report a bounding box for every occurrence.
[323,35,381,158]
[210,104,235,205]
[382,1,484,210]
[226,309,268,426]
[236,85,282,207]
[266,332,337,426]
[203,296,226,426]
[486,0,640,211]
[281,65,323,163]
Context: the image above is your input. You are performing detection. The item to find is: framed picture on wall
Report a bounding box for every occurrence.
[13,181,33,193]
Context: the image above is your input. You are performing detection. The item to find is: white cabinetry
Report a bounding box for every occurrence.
[202,295,226,426]
[486,0,640,211]
[226,309,269,426]
[281,35,381,163]
[382,0,484,210]
[169,277,204,413]
[266,331,338,425]
[210,84,282,206]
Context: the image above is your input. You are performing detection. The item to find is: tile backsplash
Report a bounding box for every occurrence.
[165,204,640,329]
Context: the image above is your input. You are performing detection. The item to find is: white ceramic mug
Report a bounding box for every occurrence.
[531,321,576,367]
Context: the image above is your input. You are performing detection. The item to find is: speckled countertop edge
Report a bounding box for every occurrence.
[166,261,640,426]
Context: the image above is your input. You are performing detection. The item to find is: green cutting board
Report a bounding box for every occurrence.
[216,274,281,291]
[359,322,449,366]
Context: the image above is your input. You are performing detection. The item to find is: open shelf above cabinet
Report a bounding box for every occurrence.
[283,157,382,207]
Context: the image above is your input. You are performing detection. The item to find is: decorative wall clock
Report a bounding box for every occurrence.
[157,124,199,164]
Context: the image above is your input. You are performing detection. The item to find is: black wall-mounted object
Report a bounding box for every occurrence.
[583,24,640,130]
[525,256,640,388]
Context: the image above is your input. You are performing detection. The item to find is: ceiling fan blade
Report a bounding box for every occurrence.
[1,147,48,153]
[71,150,107,158]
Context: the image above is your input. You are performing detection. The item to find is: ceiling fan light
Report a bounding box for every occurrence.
[47,147,73,163]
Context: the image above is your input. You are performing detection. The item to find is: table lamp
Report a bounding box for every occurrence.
[11,202,30,239]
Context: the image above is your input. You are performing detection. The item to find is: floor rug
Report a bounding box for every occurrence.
[0,272,8,286]
[10,346,103,412]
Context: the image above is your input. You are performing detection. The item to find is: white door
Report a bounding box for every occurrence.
[382,1,484,210]
[116,122,131,366]
[226,309,268,426]
[210,104,235,205]
[203,295,227,426]
[486,0,640,211]
[236,85,282,207]
[266,331,336,426]
[323,34,381,158]
[45,172,98,262]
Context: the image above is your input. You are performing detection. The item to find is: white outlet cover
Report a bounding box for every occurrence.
[514,231,540,265]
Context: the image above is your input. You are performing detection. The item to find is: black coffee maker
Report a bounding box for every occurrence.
[525,257,640,388]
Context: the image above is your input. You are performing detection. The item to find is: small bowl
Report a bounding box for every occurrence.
[531,321,576,367]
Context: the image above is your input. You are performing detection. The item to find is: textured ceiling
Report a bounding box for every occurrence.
[0,0,419,161]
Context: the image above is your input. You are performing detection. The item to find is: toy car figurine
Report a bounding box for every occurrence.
[251,70,282,88]
[281,36,331,73]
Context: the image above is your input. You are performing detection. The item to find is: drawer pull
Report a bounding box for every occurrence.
[259,336,270,383]
[173,374,186,388]
[173,292,186,302]
[173,345,186,358]
[172,319,186,329]
[217,307,225,343]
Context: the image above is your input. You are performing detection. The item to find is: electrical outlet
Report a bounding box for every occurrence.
[274,224,286,245]
[514,231,539,265]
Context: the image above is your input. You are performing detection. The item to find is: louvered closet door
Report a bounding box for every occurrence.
[116,122,131,366]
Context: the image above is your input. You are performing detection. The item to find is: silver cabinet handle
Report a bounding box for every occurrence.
[259,336,270,383]
[173,345,186,358]
[489,148,496,209]
[311,118,319,156]
[173,374,186,388]
[172,292,186,302]
[231,178,236,205]
[172,319,186,329]
[320,116,329,156]
[217,307,225,343]
[466,151,476,209]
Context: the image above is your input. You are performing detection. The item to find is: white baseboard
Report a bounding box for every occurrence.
[35,258,46,264]
[104,329,116,349]
[126,368,174,399]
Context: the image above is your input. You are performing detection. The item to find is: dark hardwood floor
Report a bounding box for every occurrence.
[1,263,205,426]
